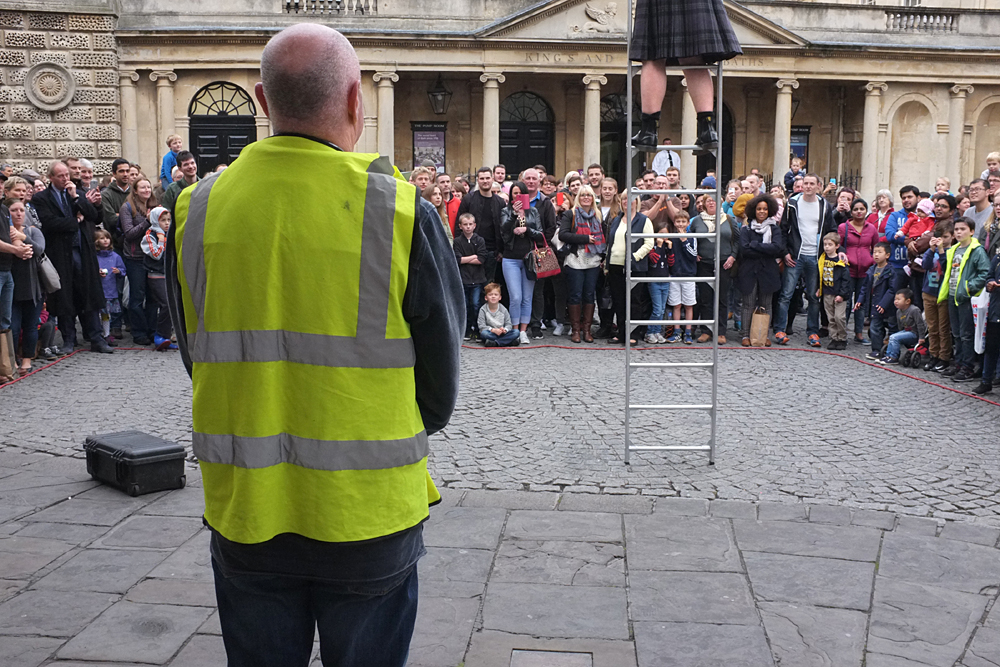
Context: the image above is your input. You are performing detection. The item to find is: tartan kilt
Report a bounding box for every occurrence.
[629,0,743,64]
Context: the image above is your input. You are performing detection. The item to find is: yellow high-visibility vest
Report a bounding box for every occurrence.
[174,135,440,544]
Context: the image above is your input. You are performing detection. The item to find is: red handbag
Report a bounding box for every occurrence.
[526,236,561,279]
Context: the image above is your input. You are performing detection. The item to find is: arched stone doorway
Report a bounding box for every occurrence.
[499,92,554,177]
[188,81,257,174]
[889,101,933,194]
[975,101,1000,176]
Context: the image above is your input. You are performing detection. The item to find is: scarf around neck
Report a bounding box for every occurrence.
[699,211,717,234]
[575,207,606,255]
[750,215,776,245]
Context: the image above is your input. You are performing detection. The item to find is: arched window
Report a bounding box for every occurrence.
[600,93,631,124]
[500,92,553,123]
[188,81,256,117]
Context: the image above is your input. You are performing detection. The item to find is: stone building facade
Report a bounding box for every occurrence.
[3,0,1000,203]
[0,6,120,178]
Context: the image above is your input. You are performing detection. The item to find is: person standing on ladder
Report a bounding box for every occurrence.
[630,0,743,154]
[165,23,464,666]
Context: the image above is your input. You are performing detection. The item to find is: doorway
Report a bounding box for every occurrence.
[499,92,555,177]
[188,81,258,175]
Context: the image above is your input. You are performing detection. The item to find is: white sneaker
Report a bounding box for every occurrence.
[656,333,667,344]
[644,334,658,344]
[553,322,565,336]
[519,331,530,345]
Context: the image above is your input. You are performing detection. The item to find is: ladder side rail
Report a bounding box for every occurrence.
[709,60,724,465]
[624,1,634,465]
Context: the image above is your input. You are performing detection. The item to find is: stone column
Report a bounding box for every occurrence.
[582,74,607,168]
[948,85,974,191]
[680,78,697,188]
[480,72,506,168]
[373,71,399,159]
[149,70,178,163]
[119,70,140,161]
[861,81,887,199]
[772,79,799,183]
[174,117,190,154]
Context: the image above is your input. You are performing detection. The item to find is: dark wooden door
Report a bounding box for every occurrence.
[499,122,554,177]
[189,117,256,174]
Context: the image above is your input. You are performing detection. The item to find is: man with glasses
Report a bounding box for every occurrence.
[966,179,993,230]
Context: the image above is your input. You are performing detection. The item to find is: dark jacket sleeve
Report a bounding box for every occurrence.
[526,209,545,244]
[878,270,897,312]
[538,198,558,240]
[558,209,589,246]
[965,245,992,297]
[165,220,192,378]
[33,190,78,235]
[500,206,515,247]
[102,189,120,232]
[76,193,100,225]
[120,203,151,242]
[403,197,464,436]
[473,234,487,265]
[835,265,852,299]
[858,271,871,311]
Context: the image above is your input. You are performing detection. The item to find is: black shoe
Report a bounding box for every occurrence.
[530,326,543,340]
[90,340,115,354]
[952,369,973,383]
[972,382,993,395]
[594,324,613,339]
[483,339,497,347]
[111,327,123,339]
[941,364,958,377]
[133,336,152,346]
[972,362,983,378]
[39,347,58,361]
[694,111,719,156]
[631,113,659,152]
[54,345,72,356]
[932,359,949,373]
[922,357,938,372]
[509,337,520,347]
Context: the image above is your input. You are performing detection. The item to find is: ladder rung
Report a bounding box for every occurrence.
[629,232,717,239]
[629,404,714,410]
[628,445,713,451]
[629,319,714,326]
[628,188,717,196]
[630,63,718,72]
[629,276,716,283]
[629,362,714,368]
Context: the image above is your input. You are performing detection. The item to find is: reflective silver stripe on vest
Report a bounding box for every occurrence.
[182,157,415,369]
[193,431,429,471]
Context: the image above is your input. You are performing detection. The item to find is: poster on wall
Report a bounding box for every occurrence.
[412,122,447,173]
[790,126,811,168]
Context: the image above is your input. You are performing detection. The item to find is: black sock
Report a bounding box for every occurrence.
[697,111,714,123]
[641,112,661,122]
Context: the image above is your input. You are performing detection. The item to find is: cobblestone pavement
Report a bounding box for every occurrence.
[2,335,997,524]
[1,474,999,667]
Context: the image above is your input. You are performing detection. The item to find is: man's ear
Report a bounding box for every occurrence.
[254,83,270,118]
[347,78,364,144]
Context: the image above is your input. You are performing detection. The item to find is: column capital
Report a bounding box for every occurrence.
[775,78,799,92]
[863,81,888,95]
[480,72,506,86]
[582,74,607,87]
[949,84,974,97]
[149,70,177,84]
[373,71,399,85]
[119,69,139,85]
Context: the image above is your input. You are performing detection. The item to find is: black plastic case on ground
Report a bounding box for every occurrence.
[84,430,186,497]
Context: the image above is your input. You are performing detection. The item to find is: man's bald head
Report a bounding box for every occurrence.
[259,24,360,126]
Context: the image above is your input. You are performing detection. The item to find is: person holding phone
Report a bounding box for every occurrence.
[500,181,545,345]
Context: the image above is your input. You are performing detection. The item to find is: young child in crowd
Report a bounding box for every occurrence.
[454,213,487,341]
[975,247,1000,394]
[478,283,519,347]
[36,303,60,360]
[882,288,927,364]
[141,207,176,351]
[939,217,990,382]
[644,218,675,344]
[817,232,851,350]
[920,221,954,372]
[94,229,126,346]
[898,198,935,240]
[666,210,697,344]
[855,242,898,361]
[159,134,183,191]
[980,151,1000,180]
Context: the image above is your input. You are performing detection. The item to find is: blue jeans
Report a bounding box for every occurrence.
[564,266,599,305]
[868,310,896,354]
[647,283,670,335]
[213,559,418,667]
[949,300,976,371]
[10,299,43,359]
[886,330,918,360]
[502,258,534,325]
[463,283,483,335]
[0,270,13,331]
[480,329,520,346]
[123,257,157,340]
[774,254,819,335]
[846,275,867,336]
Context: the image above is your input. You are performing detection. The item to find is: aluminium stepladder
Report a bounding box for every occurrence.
[623,15,726,466]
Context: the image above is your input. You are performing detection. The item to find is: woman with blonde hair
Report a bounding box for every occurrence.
[4,176,42,229]
[422,184,452,241]
[558,184,606,342]
[867,189,894,239]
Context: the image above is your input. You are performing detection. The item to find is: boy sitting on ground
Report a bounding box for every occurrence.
[478,283,520,347]
[882,288,927,365]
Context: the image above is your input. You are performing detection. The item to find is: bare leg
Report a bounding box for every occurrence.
[679,61,713,113]
[640,60,667,114]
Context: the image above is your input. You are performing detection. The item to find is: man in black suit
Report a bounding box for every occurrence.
[32,160,113,353]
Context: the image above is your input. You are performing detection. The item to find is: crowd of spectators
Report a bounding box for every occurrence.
[2,141,998,395]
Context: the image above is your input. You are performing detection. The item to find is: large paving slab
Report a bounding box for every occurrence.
[504,510,623,543]
[759,602,867,667]
[633,622,775,667]
[743,551,875,610]
[0,589,115,637]
[878,532,1000,594]
[490,540,625,587]
[32,547,169,594]
[423,507,507,549]
[733,520,882,561]
[629,571,758,625]
[481,582,629,639]
[624,514,742,572]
